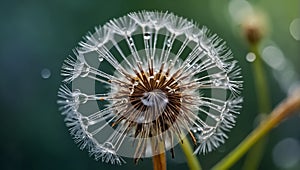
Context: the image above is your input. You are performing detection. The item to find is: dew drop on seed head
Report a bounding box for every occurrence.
[98,56,104,62]
[166,38,172,47]
[81,116,90,126]
[128,37,134,46]
[193,64,199,70]
[213,79,222,86]
[103,142,115,150]
[79,93,89,104]
[216,105,222,111]
[121,98,128,103]
[41,68,51,79]
[80,67,90,77]
[133,81,139,86]
[144,32,151,40]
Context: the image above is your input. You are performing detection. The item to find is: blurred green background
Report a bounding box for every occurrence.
[0,0,299,169]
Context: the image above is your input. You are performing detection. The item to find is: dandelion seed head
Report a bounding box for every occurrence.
[58,11,243,164]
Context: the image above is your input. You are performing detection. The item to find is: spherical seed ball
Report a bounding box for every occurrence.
[57,11,243,164]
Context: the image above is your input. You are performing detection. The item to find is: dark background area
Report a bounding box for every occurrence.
[0,0,299,169]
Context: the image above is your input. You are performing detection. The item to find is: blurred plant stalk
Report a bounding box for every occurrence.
[213,9,288,169]
[242,11,271,170]
[242,42,272,170]
[212,85,300,170]
[179,135,202,170]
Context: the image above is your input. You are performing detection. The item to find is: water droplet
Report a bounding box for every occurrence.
[193,64,199,70]
[133,81,139,86]
[79,93,88,104]
[98,56,104,62]
[213,79,222,86]
[166,38,171,47]
[81,116,89,126]
[121,98,128,103]
[144,32,151,40]
[80,66,90,77]
[245,52,256,62]
[102,142,115,150]
[128,37,134,46]
[41,68,51,79]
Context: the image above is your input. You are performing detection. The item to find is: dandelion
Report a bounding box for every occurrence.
[57,11,243,165]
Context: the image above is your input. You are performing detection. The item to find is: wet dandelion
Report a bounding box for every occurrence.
[57,11,243,165]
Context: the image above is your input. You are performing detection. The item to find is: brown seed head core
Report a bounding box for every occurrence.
[127,68,182,136]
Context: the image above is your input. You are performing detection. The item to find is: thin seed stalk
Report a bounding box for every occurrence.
[212,89,300,170]
[152,140,166,170]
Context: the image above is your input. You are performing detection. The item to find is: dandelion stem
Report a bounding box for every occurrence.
[212,89,300,170]
[179,136,202,170]
[151,140,166,170]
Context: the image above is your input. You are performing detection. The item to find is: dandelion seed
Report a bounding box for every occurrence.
[57,11,243,164]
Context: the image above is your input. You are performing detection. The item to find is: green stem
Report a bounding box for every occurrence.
[179,136,202,170]
[241,43,272,170]
[242,136,268,170]
[251,44,271,114]
[212,90,300,170]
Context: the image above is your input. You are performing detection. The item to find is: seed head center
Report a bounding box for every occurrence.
[127,70,182,125]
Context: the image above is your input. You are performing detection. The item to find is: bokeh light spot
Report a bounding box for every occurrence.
[228,0,253,24]
[245,52,256,62]
[41,68,51,79]
[290,18,300,41]
[272,138,300,169]
[262,46,285,70]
